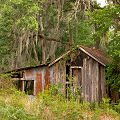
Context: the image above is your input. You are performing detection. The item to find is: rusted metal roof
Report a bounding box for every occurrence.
[79,45,110,66]
[7,64,48,73]
[49,45,110,67]
[7,45,110,73]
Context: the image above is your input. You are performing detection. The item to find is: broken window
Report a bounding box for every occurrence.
[24,80,34,95]
[13,80,34,95]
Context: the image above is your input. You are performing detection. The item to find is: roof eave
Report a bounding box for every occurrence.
[79,47,106,66]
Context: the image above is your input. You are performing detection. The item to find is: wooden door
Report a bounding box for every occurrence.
[71,67,82,88]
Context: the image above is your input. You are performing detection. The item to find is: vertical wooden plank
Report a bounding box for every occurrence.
[100,66,106,98]
[83,58,87,101]
[86,59,89,101]
[44,68,50,90]
[91,59,93,102]
[90,59,93,102]
[96,62,99,103]
[88,58,92,102]
[81,67,84,98]
[92,61,99,103]
[98,64,101,102]
[89,59,93,102]
[92,60,96,102]
[22,80,24,92]
[35,71,42,95]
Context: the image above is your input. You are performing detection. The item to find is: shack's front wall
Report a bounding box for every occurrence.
[82,57,106,103]
[24,66,52,96]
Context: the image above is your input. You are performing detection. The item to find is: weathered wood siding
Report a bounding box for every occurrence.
[72,68,82,87]
[99,65,106,101]
[51,61,66,94]
[82,58,106,103]
[52,61,66,85]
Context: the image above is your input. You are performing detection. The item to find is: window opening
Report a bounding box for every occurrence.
[24,80,34,95]
[13,80,34,95]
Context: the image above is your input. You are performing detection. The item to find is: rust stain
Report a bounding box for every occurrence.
[25,70,33,76]
[35,72,42,96]
[44,68,50,90]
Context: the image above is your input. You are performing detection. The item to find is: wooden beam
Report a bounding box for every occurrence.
[48,50,71,67]
[71,66,82,69]
[38,34,74,46]
[11,78,24,81]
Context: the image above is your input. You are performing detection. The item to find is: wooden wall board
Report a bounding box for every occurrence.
[35,71,42,95]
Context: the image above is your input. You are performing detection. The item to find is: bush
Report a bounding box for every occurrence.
[0,73,15,90]
[0,83,120,119]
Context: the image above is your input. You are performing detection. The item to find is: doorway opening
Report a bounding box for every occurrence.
[66,66,82,99]
[66,65,70,98]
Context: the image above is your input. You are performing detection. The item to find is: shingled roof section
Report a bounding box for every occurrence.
[79,45,110,66]
[49,45,110,67]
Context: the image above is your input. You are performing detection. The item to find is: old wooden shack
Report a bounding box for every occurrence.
[10,45,109,103]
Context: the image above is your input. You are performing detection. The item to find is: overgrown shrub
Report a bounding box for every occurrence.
[0,82,120,119]
[0,73,15,90]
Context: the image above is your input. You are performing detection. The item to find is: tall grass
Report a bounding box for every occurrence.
[0,87,120,120]
[0,75,120,120]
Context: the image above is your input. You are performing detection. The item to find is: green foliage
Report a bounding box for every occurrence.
[55,46,66,58]
[61,20,94,46]
[88,4,120,46]
[0,0,44,70]
[0,0,42,31]
[0,86,120,119]
[100,97,111,110]
[0,73,15,90]
[114,103,120,113]
[72,21,94,46]
[106,62,120,91]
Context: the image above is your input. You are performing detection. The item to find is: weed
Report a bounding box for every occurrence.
[0,84,119,120]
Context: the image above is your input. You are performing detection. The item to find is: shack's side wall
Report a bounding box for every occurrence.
[24,66,52,96]
[82,58,106,103]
